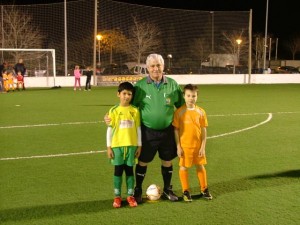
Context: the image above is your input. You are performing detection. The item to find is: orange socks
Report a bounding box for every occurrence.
[197,167,207,192]
[179,169,189,192]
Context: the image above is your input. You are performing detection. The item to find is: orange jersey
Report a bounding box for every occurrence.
[7,73,14,84]
[2,73,8,81]
[172,104,208,149]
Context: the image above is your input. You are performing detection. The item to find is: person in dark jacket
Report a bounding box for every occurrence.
[0,61,8,92]
[85,66,93,91]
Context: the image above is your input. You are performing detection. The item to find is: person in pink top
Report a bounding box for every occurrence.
[74,65,82,91]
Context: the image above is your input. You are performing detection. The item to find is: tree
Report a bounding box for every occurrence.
[189,37,211,67]
[0,7,44,62]
[220,30,248,73]
[125,16,161,66]
[285,36,300,60]
[99,29,127,65]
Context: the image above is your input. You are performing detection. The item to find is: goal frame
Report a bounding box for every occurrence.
[0,48,57,86]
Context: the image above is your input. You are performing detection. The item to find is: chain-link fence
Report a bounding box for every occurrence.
[0,0,251,76]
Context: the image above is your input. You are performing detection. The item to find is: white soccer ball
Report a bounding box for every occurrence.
[146,184,161,201]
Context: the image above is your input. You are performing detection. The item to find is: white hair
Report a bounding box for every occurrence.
[146,54,164,67]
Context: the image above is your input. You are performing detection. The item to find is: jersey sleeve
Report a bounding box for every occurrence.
[174,83,185,108]
[106,126,112,147]
[108,108,115,127]
[199,108,208,127]
[172,109,180,128]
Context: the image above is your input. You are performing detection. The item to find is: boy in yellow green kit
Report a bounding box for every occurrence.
[172,84,212,202]
[106,82,141,208]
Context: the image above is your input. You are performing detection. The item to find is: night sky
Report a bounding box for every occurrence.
[113,0,299,40]
[3,0,298,39]
[2,0,299,59]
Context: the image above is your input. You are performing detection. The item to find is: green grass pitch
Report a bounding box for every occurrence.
[1,84,300,225]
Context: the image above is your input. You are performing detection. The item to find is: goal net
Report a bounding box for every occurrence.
[1,1,251,86]
[0,48,56,82]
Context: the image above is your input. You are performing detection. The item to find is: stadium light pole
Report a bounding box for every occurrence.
[263,0,269,72]
[93,0,98,85]
[275,38,278,60]
[96,34,102,68]
[167,54,172,71]
[236,38,242,65]
[210,11,214,54]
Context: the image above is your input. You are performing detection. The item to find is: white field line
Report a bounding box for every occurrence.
[0,111,298,161]
[0,111,298,129]
[0,150,106,161]
[207,113,272,139]
[208,111,299,117]
[0,121,102,129]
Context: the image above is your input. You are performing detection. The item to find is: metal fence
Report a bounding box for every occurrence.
[0,0,251,76]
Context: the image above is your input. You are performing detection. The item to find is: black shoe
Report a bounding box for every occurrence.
[200,188,213,200]
[133,187,143,204]
[163,185,178,201]
[182,190,192,202]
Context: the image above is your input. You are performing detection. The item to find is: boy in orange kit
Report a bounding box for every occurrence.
[172,84,212,202]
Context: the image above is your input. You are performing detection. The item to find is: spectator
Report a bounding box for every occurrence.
[14,59,26,90]
[2,69,8,92]
[84,66,93,91]
[73,65,82,91]
[0,61,8,93]
[2,69,15,92]
[16,71,24,91]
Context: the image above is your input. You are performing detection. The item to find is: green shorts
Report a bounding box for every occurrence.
[110,146,137,166]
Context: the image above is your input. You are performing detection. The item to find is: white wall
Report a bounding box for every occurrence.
[167,74,300,84]
[24,76,94,88]
[281,60,300,67]
[23,74,300,88]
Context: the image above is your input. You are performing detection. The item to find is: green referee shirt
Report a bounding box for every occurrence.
[132,75,184,130]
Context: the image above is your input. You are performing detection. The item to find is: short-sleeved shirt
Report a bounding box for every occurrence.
[108,104,140,148]
[172,105,208,149]
[74,69,81,78]
[132,75,184,130]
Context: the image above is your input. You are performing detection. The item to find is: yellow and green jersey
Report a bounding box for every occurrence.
[132,76,184,130]
[108,104,140,148]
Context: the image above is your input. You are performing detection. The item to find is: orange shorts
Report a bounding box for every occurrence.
[179,147,207,168]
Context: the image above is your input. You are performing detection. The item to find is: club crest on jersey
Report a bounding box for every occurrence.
[165,98,171,105]
[146,95,151,99]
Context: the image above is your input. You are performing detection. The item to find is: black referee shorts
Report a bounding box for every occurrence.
[138,124,177,163]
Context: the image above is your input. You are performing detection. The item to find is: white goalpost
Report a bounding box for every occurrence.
[0,48,57,86]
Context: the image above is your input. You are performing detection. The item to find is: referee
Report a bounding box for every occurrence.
[132,54,184,203]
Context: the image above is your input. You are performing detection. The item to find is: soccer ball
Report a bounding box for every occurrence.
[146,184,161,201]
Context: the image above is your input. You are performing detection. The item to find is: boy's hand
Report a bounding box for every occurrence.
[107,147,114,159]
[135,146,141,158]
[177,146,183,158]
[198,147,205,157]
[104,113,111,125]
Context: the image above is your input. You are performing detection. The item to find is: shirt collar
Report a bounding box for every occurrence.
[146,75,168,84]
